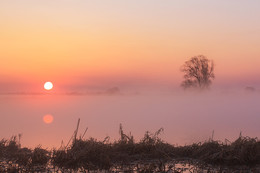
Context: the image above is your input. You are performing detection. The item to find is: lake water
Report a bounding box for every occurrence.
[0,91,259,148]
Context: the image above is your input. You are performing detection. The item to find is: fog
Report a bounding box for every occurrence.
[0,89,259,148]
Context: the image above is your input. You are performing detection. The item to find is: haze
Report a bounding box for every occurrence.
[0,0,260,148]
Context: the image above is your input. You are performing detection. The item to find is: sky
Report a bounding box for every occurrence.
[0,1,260,148]
[1,0,260,92]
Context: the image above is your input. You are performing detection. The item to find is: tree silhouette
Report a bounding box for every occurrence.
[181,55,215,90]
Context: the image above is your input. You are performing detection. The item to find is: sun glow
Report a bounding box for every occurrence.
[43,114,54,124]
[44,82,53,90]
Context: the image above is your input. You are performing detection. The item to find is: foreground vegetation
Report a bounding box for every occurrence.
[1,124,260,172]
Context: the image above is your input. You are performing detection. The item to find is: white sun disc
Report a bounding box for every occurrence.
[44,82,53,90]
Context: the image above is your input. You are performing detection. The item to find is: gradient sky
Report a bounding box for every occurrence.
[1,1,260,148]
[1,0,260,92]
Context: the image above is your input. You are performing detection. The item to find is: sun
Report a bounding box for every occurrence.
[44,82,53,90]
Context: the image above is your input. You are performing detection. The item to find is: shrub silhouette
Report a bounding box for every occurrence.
[1,126,260,172]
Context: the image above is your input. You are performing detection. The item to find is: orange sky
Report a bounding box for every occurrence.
[1,1,260,92]
[1,0,260,148]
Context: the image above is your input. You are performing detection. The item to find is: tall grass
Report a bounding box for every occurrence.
[1,125,260,172]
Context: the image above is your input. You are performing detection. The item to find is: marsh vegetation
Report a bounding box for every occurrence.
[1,124,260,172]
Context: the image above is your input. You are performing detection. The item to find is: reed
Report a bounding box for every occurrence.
[1,124,260,172]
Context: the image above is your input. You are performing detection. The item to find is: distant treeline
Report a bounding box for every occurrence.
[1,125,260,172]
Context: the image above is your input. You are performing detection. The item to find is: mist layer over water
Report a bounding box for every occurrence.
[0,90,259,148]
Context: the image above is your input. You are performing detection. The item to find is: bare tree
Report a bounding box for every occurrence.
[181,55,215,90]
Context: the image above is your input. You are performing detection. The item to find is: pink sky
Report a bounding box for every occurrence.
[0,1,260,148]
[1,0,260,92]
